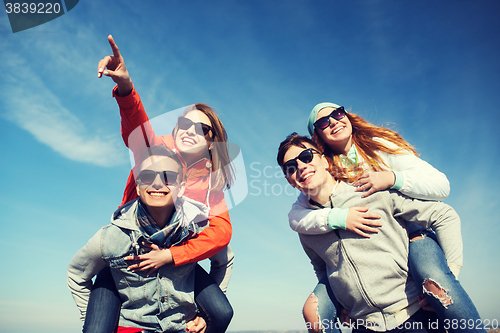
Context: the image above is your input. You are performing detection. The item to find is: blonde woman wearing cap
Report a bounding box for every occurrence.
[291,103,483,333]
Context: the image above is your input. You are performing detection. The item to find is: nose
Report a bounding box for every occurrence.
[296,159,308,174]
[328,115,339,127]
[152,174,165,189]
[184,123,197,136]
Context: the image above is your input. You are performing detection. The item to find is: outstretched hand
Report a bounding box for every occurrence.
[346,207,382,238]
[124,242,173,276]
[353,171,396,198]
[97,35,133,96]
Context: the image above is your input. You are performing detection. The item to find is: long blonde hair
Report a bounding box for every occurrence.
[312,112,418,182]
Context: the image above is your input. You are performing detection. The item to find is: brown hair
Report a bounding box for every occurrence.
[277,133,317,167]
[312,112,418,182]
[135,144,185,182]
[175,103,234,191]
[277,132,345,179]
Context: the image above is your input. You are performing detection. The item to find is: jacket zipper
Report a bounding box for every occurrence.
[335,229,379,309]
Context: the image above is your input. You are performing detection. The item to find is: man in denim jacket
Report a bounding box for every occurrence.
[67,145,209,332]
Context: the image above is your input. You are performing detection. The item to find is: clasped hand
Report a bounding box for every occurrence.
[124,242,173,277]
[353,171,396,198]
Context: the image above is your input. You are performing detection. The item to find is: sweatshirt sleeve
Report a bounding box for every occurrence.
[114,87,233,269]
[67,229,107,320]
[289,192,348,234]
[114,85,151,149]
[208,245,234,293]
[169,191,232,266]
[299,235,327,280]
[376,138,450,201]
[391,192,463,276]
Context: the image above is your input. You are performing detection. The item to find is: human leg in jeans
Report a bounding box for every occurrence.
[83,267,121,333]
[302,274,342,333]
[83,264,232,333]
[194,264,233,333]
[409,230,486,333]
[352,309,445,333]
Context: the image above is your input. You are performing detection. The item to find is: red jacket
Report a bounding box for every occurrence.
[114,86,232,266]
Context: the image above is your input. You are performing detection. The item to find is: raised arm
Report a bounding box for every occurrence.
[98,35,233,278]
[97,35,157,154]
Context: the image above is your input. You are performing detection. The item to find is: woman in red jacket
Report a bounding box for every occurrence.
[83,35,235,333]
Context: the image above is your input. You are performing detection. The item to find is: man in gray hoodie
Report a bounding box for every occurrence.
[277,133,464,333]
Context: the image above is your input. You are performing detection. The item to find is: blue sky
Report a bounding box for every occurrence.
[1,1,499,332]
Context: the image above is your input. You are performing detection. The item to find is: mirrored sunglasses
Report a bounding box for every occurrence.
[313,106,346,131]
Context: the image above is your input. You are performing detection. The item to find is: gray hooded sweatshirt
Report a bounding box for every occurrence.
[299,181,462,331]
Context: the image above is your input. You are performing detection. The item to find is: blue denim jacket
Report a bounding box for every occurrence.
[67,198,209,332]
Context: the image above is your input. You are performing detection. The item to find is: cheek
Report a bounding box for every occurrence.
[343,117,352,131]
[174,129,183,142]
[286,175,298,188]
[316,128,330,142]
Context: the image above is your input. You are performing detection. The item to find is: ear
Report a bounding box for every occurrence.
[320,155,330,169]
[136,184,141,197]
[177,181,186,198]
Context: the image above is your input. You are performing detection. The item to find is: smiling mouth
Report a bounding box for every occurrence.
[181,136,197,146]
[298,171,315,183]
[332,126,344,134]
[147,191,168,197]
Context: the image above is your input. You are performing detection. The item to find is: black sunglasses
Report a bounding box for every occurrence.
[137,170,179,186]
[177,116,212,137]
[282,148,321,175]
[313,107,346,131]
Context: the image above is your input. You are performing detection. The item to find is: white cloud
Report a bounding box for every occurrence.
[1,44,127,168]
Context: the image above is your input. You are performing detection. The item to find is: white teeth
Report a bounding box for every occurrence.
[300,171,314,182]
[149,192,167,197]
[182,137,196,145]
[333,127,343,134]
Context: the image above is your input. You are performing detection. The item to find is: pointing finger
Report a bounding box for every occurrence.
[108,35,122,59]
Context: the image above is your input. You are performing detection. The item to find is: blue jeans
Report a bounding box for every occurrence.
[311,274,342,333]
[408,230,485,333]
[353,309,444,333]
[83,264,233,333]
[83,267,120,333]
[312,231,485,333]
